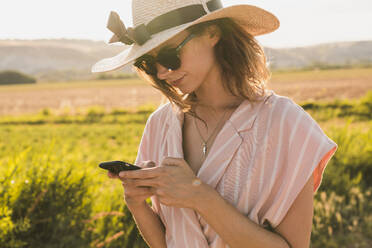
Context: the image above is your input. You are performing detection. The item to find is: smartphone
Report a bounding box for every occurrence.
[99,160,142,174]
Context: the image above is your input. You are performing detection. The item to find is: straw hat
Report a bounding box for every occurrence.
[91,0,279,73]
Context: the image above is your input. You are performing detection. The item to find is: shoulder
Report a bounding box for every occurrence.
[146,102,173,128]
[254,92,323,145]
[266,92,300,113]
[264,92,310,128]
[263,93,332,153]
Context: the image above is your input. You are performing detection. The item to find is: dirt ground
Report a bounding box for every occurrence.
[0,74,371,116]
[268,78,371,102]
[0,84,163,116]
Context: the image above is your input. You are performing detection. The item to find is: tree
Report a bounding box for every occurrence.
[0,70,37,85]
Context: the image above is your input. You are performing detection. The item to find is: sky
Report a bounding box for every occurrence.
[0,0,371,48]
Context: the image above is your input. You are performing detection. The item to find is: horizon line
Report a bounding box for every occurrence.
[1,37,371,50]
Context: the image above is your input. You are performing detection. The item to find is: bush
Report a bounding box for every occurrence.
[302,90,372,121]
[0,148,93,247]
[0,70,36,85]
[0,132,148,248]
[312,187,372,248]
[85,106,106,123]
[311,124,372,247]
[321,124,372,195]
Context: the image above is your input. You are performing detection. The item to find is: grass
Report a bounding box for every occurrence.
[0,108,151,247]
[0,77,371,247]
[270,67,372,83]
[303,91,372,122]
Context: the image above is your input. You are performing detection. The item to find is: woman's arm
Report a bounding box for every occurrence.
[194,187,290,248]
[193,174,314,248]
[128,201,167,248]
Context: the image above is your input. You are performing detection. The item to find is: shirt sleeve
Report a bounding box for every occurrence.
[134,113,153,166]
[261,97,337,229]
[134,112,166,223]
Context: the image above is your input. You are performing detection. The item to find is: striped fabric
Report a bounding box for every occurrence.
[135,90,337,247]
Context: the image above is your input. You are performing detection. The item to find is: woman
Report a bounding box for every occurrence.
[92,1,338,247]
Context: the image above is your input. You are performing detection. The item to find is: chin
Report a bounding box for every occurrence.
[178,88,191,94]
[177,85,195,95]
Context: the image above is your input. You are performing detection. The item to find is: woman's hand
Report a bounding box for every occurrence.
[118,157,208,209]
[107,161,156,208]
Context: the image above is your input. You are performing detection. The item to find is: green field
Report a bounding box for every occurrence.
[0,109,152,247]
[0,88,371,247]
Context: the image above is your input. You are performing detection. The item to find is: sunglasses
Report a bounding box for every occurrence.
[134,33,196,75]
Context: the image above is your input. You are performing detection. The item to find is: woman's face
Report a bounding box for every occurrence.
[147,26,220,94]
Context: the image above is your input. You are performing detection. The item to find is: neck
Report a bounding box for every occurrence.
[193,63,244,113]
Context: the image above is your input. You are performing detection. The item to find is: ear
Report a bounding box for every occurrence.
[206,24,221,47]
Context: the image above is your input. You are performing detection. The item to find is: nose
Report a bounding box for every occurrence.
[156,63,173,80]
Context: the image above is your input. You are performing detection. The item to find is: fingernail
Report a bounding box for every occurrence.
[192,178,202,187]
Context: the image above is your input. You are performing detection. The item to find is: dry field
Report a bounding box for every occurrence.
[0,68,371,116]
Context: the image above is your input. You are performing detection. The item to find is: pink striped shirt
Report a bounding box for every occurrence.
[135,90,337,247]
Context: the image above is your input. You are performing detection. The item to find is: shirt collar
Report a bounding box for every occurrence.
[166,89,274,134]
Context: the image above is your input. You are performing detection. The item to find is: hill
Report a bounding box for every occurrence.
[1,39,371,81]
[265,40,372,69]
[0,39,130,81]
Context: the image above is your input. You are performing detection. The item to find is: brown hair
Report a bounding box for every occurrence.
[134,17,270,113]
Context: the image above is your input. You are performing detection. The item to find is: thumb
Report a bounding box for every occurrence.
[143,160,156,168]
[161,157,185,167]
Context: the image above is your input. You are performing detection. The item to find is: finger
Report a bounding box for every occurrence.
[108,171,118,179]
[137,161,145,168]
[143,160,156,168]
[136,160,156,169]
[128,193,153,200]
[124,186,153,196]
[121,178,131,186]
[122,178,152,188]
[119,167,163,179]
[132,178,160,188]
[161,157,184,167]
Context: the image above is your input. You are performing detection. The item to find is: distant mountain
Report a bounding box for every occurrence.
[265,40,372,70]
[1,39,371,81]
[0,39,131,81]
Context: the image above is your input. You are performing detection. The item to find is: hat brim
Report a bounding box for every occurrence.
[91,5,279,73]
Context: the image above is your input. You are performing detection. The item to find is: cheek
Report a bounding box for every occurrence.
[182,45,215,79]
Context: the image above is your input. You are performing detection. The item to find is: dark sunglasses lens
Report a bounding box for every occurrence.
[157,48,181,70]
